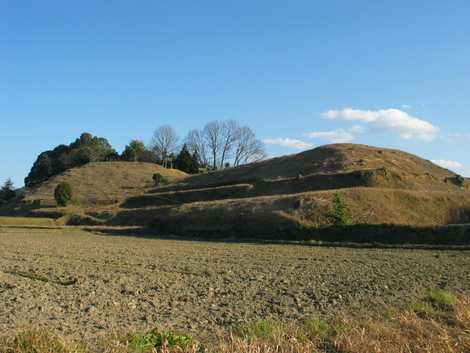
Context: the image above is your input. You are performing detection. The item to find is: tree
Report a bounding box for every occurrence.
[187,120,266,170]
[203,121,223,169]
[121,140,147,162]
[219,120,239,169]
[233,126,266,166]
[54,182,72,207]
[150,125,179,168]
[0,179,16,202]
[25,133,117,188]
[175,144,199,174]
[185,129,209,167]
[326,193,351,226]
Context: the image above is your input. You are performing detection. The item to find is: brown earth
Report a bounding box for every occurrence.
[1,226,469,342]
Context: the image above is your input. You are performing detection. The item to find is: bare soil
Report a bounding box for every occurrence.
[1,227,469,342]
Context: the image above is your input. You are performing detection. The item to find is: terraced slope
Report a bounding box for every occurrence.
[173,143,465,191]
[110,144,470,239]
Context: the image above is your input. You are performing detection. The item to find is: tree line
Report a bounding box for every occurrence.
[24,120,265,188]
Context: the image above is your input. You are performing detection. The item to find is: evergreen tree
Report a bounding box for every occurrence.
[175,144,199,174]
[121,140,147,162]
[0,179,16,202]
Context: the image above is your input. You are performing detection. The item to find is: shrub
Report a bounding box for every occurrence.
[54,182,72,207]
[326,193,351,226]
[153,173,168,186]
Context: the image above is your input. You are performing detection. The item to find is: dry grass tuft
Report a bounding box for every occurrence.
[1,293,469,353]
[333,296,470,353]
[0,329,81,353]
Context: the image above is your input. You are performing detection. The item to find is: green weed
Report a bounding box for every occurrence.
[236,319,282,340]
[425,289,457,308]
[300,318,339,340]
[129,329,192,352]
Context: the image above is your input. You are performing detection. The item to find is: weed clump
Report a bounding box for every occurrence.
[129,329,193,352]
[425,288,457,308]
[54,182,72,207]
[236,320,282,340]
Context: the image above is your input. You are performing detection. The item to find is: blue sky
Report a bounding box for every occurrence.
[2,0,469,187]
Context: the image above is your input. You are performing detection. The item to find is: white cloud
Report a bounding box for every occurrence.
[401,104,412,109]
[262,137,313,150]
[305,129,355,143]
[304,125,368,143]
[322,107,439,141]
[431,159,464,171]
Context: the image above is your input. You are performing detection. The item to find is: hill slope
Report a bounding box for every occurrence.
[109,144,470,240]
[169,144,464,192]
[23,162,187,207]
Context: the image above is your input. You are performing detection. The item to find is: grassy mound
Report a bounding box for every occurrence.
[176,143,467,191]
[108,144,470,242]
[23,162,187,207]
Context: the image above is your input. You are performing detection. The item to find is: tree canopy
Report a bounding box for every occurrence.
[175,144,200,174]
[0,179,16,202]
[25,133,117,188]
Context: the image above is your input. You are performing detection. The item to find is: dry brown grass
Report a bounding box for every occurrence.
[23,162,187,207]
[180,143,461,191]
[2,293,469,353]
[334,297,470,353]
[123,187,470,240]
[0,216,57,227]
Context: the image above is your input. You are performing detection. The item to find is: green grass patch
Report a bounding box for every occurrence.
[425,289,457,308]
[300,318,340,340]
[128,329,192,352]
[408,301,438,318]
[236,319,282,340]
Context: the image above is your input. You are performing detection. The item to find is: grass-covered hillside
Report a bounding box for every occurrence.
[23,161,187,207]
[7,143,470,243]
[109,144,470,241]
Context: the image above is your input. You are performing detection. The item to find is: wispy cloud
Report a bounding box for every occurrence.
[401,104,412,109]
[431,159,464,171]
[322,108,439,141]
[305,129,354,143]
[262,137,313,150]
[305,125,368,143]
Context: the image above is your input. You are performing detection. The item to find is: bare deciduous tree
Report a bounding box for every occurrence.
[186,120,266,170]
[150,125,179,168]
[219,120,239,169]
[203,121,223,169]
[233,126,266,166]
[185,129,208,167]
